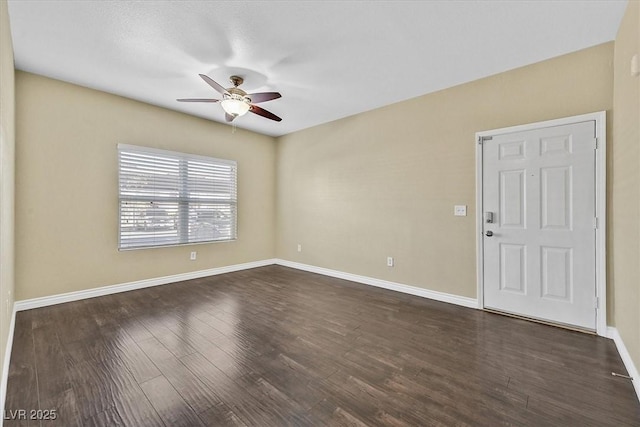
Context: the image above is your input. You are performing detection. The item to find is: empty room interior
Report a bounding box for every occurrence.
[1,0,640,425]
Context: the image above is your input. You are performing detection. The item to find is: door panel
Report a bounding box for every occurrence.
[500,170,525,228]
[500,244,526,294]
[541,246,572,301]
[540,166,571,229]
[540,134,572,156]
[483,121,596,330]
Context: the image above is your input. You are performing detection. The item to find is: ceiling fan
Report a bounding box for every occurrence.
[177,74,282,122]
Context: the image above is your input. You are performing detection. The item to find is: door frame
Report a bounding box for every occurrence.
[475,111,607,336]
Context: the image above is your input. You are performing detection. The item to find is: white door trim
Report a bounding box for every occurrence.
[475,111,607,336]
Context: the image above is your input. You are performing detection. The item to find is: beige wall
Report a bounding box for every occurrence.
[12,42,621,323]
[0,0,15,395]
[277,43,613,302]
[15,72,276,300]
[612,1,640,372]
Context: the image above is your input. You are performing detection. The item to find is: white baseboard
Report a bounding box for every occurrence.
[14,259,277,312]
[607,327,640,402]
[1,305,16,426]
[13,257,478,312]
[275,259,478,309]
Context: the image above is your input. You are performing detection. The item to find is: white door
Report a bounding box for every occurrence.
[482,121,596,330]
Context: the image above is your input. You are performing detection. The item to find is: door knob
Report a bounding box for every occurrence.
[485,230,494,237]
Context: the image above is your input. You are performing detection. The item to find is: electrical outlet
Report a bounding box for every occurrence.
[387,257,394,267]
[297,244,302,252]
[454,205,467,216]
[190,251,197,261]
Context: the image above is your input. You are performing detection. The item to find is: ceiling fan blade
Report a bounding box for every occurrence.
[225,113,236,122]
[249,105,282,122]
[199,74,230,95]
[247,92,282,103]
[176,98,220,103]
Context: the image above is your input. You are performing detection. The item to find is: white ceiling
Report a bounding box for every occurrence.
[7,1,627,137]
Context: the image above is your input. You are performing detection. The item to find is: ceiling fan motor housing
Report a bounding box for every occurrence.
[227,76,252,103]
[226,88,250,101]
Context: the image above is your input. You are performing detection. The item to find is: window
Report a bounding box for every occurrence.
[118,144,237,250]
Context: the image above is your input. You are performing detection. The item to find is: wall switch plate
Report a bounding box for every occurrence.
[297,244,302,252]
[190,251,197,260]
[387,257,394,267]
[454,205,467,216]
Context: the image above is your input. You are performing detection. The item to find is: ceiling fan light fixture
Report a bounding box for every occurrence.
[221,97,250,117]
[178,74,282,122]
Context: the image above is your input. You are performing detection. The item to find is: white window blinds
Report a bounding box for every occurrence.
[118,144,237,250]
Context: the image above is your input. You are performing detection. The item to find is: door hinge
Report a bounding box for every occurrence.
[594,217,598,229]
[595,296,600,309]
[593,138,598,150]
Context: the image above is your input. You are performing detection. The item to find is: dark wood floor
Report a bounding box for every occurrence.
[4,265,640,426]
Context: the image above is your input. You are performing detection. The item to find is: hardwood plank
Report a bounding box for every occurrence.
[81,406,125,427]
[198,404,248,427]
[117,317,155,343]
[4,311,39,427]
[320,368,467,426]
[52,304,165,426]
[48,300,101,345]
[111,385,165,427]
[234,372,318,425]
[180,351,309,426]
[31,316,81,426]
[251,352,329,411]
[512,375,640,426]
[139,375,205,427]
[60,347,163,427]
[137,336,220,414]
[104,328,162,385]
[137,316,198,359]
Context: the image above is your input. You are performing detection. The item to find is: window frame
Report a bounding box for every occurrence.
[117,144,238,251]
